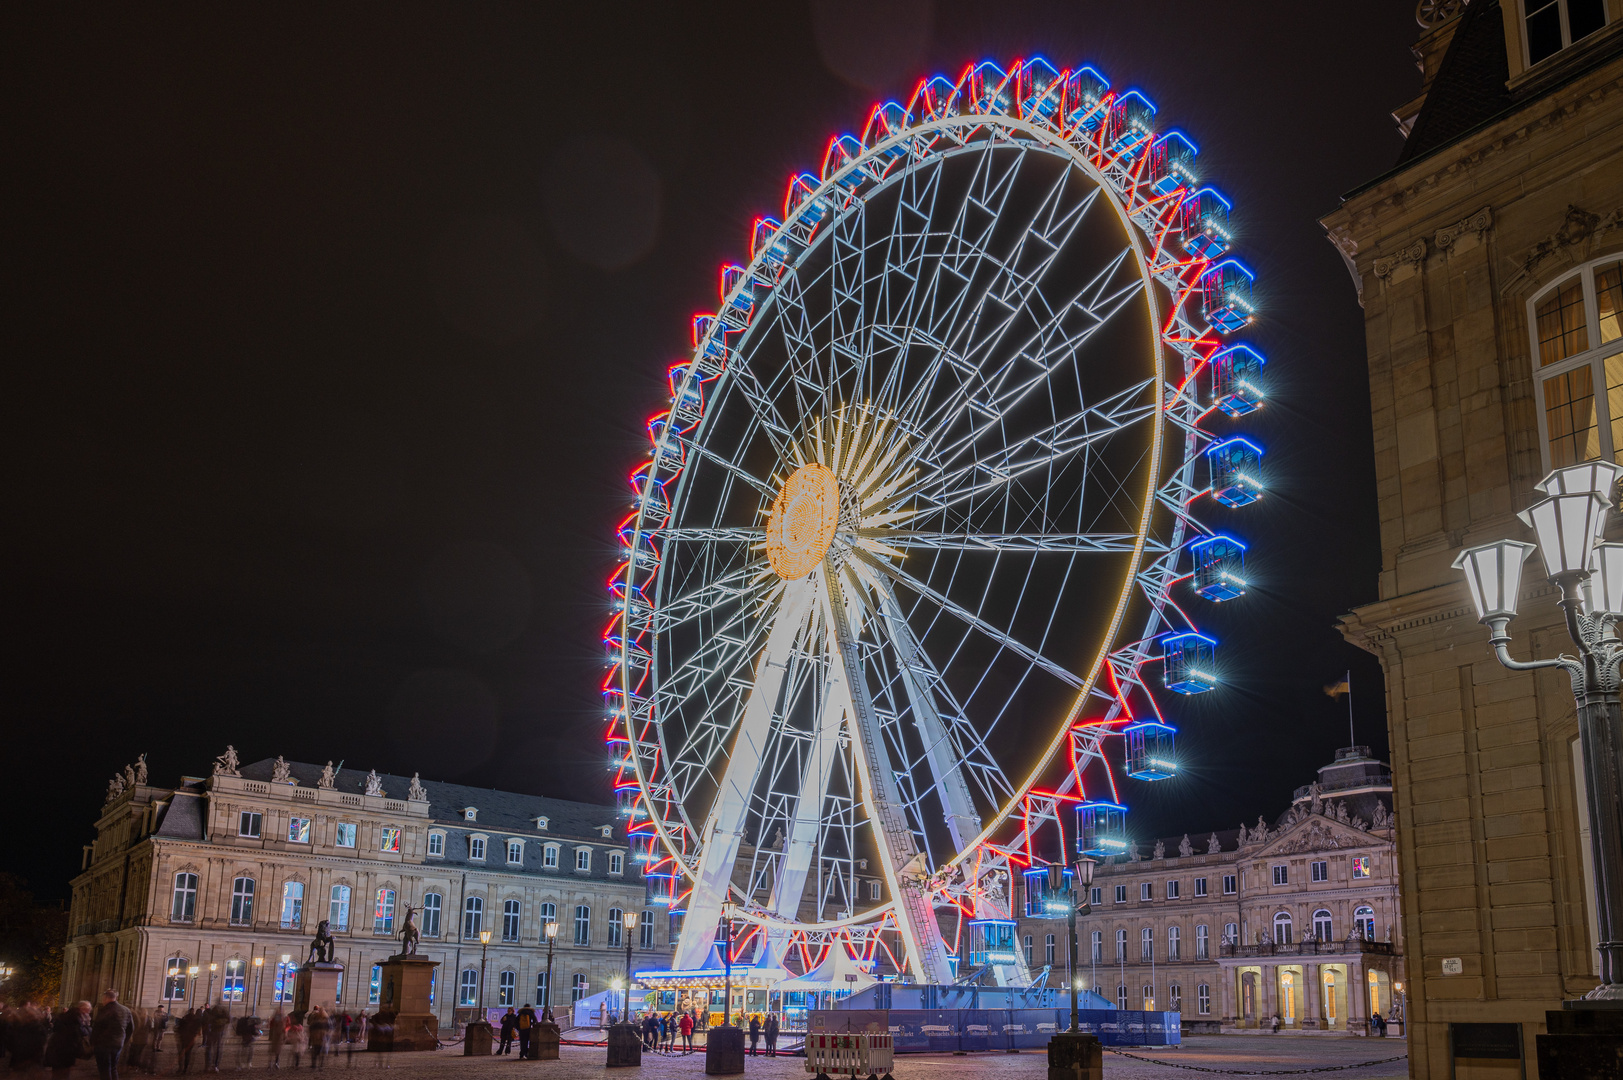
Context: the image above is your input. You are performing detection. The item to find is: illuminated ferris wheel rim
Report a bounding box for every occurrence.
[606,56,1262,955]
[641,122,1170,872]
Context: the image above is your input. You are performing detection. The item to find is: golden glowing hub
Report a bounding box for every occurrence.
[765,463,841,580]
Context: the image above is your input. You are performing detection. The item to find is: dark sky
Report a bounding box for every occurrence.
[3,1,1422,900]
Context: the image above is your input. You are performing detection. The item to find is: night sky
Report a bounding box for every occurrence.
[4,2,1421,900]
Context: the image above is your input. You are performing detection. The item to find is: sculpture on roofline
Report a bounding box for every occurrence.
[1309,782,1323,815]
[133,754,147,785]
[105,775,126,802]
[1372,801,1390,829]
[213,745,241,777]
[272,756,293,784]
[1236,823,1248,845]
[318,762,336,790]
[365,770,385,797]
[1179,834,1194,858]
[1153,839,1165,860]
[1207,833,1222,854]
[408,773,427,801]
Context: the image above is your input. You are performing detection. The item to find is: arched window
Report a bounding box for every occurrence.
[1168,925,1182,961]
[1023,935,1033,966]
[1116,985,1127,1010]
[329,885,351,930]
[1115,928,1127,960]
[223,958,246,1001]
[463,896,484,940]
[1224,922,1238,945]
[229,877,255,926]
[536,970,550,1007]
[1313,909,1333,941]
[608,908,624,948]
[571,974,589,1003]
[1273,911,1293,945]
[503,899,521,942]
[1091,930,1102,961]
[163,956,189,1001]
[422,892,442,937]
[280,881,305,928]
[1169,983,1181,1010]
[1143,985,1155,1009]
[1354,905,1376,940]
[374,887,396,934]
[640,910,654,948]
[1528,257,1623,468]
[1197,984,1210,1015]
[1196,924,1209,960]
[574,905,591,945]
[540,902,557,935]
[1045,933,1055,966]
[458,968,478,1007]
[171,873,198,922]
[498,970,516,1007]
[1141,927,1154,960]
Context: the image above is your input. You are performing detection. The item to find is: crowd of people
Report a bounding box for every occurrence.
[0,996,380,1075]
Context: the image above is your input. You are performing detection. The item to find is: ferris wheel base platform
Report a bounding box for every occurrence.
[813,998,1180,1051]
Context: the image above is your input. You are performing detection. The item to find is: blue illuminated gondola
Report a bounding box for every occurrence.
[1146,132,1198,197]
[1124,720,1178,780]
[1180,187,1232,259]
[966,919,1020,967]
[1076,800,1130,858]
[1210,344,1266,416]
[1022,866,1075,918]
[1064,66,1111,131]
[1205,436,1264,507]
[1202,259,1255,333]
[1107,90,1157,156]
[1162,632,1217,695]
[1190,534,1248,601]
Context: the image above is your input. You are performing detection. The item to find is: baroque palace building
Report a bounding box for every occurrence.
[63,751,667,1023]
[1015,747,1405,1035]
[1321,1,1623,1077]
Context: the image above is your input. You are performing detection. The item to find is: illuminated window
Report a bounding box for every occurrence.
[1524,0,1608,65]
[369,965,381,1005]
[289,817,311,844]
[374,887,396,934]
[280,882,305,928]
[223,959,245,1001]
[1532,260,1623,468]
[1355,906,1376,940]
[330,885,350,930]
[336,823,356,848]
[380,828,401,853]
[1352,856,1372,879]
[230,877,255,926]
[163,957,190,1000]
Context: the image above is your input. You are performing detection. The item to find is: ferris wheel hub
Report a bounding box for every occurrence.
[765,462,841,580]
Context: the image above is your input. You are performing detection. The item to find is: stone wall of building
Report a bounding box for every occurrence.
[1322,6,1623,1076]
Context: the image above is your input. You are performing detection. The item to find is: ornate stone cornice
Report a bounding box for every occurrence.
[1501,203,1623,296]
[1373,238,1427,280]
[1435,206,1493,252]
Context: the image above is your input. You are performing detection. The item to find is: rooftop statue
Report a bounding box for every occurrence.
[213,745,241,777]
[318,762,336,790]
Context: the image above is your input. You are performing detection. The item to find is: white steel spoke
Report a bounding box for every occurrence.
[871,531,1149,554]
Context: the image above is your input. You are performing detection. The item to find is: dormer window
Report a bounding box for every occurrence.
[1524,0,1608,67]
[469,836,487,861]
[535,816,549,830]
[463,808,478,822]
[599,825,613,839]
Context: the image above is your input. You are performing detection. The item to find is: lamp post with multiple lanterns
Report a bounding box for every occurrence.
[1453,460,1623,1001]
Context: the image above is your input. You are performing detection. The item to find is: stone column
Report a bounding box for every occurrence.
[1259,965,1276,1028]
[1346,959,1366,1035]
[1219,969,1234,1026]
[1303,963,1320,1029]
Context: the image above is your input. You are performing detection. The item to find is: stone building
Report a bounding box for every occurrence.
[1320,2,1623,1076]
[1018,747,1404,1034]
[64,751,666,1025]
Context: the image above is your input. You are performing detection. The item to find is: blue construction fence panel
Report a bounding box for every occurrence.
[812,1005,1180,1050]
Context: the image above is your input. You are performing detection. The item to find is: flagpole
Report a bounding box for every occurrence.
[1346,670,1354,748]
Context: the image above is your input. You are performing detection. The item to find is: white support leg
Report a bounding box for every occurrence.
[673,574,818,971]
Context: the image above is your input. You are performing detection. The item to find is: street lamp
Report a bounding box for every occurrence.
[188,965,200,1010]
[253,957,265,1015]
[1058,859,1096,1032]
[479,929,492,1013]
[1454,462,1623,1002]
[280,955,291,1008]
[718,899,735,1027]
[542,921,558,1022]
[622,911,639,1023]
[207,962,217,1007]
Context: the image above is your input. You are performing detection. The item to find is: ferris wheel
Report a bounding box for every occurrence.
[605,57,1267,985]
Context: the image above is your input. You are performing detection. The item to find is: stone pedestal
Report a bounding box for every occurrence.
[606,1023,643,1067]
[293,962,343,1023]
[1047,1031,1103,1080]
[531,1020,560,1061]
[1537,1002,1623,1080]
[704,1024,745,1076]
[367,954,441,1052]
[463,1020,494,1056]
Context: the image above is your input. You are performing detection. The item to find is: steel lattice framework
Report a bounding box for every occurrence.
[603,57,1266,985]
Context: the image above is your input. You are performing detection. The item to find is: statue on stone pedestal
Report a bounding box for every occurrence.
[1236,823,1248,845]
[1371,801,1390,829]
[1309,782,1324,816]
[1335,802,1350,823]
[318,762,336,790]
[308,919,335,964]
[1207,833,1222,854]
[105,774,126,802]
[213,745,241,777]
[399,905,420,956]
[1179,834,1194,858]
[1152,839,1165,860]
[408,773,426,801]
[365,770,385,797]
[272,756,293,784]
[133,754,147,785]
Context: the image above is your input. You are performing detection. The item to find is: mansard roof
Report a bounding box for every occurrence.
[236,758,620,841]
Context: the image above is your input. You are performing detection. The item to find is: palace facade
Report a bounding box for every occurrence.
[1321,1,1623,1076]
[64,753,666,1024]
[1016,746,1405,1035]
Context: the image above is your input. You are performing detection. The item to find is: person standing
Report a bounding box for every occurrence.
[764,1013,778,1057]
[306,1007,328,1070]
[285,1015,305,1070]
[514,1004,536,1060]
[678,1011,693,1053]
[91,992,133,1080]
[46,1001,92,1080]
[150,1008,167,1056]
[497,1009,516,1056]
[266,1010,285,1070]
[747,1014,761,1056]
[175,1010,203,1075]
